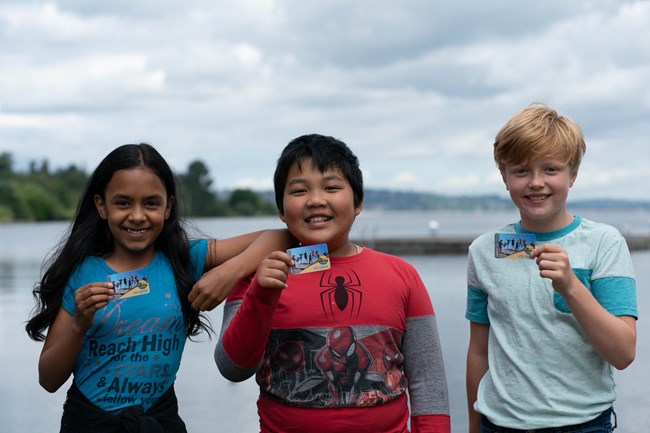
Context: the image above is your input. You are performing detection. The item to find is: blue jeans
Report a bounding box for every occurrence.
[480,408,615,433]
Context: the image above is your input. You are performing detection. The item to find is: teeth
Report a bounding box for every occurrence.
[125,228,146,234]
[307,216,329,223]
[528,195,547,200]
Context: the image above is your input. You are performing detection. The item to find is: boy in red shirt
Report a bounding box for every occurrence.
[215,134,450,433]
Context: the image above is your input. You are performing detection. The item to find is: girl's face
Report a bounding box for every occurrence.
[94,167,173,269]
[501,156,577,232]
[280,160,362,257]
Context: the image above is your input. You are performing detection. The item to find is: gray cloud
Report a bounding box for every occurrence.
[1,0,649,200]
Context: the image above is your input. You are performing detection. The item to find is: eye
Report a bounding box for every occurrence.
[325,184,342,192]
[145,200,161,208]
[114,200,130,207]
[288,188,306,195]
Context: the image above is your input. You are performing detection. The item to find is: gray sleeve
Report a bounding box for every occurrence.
[214,300,261,382]
[402,314,450,416]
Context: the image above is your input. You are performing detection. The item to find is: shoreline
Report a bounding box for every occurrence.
[355,234,650,255]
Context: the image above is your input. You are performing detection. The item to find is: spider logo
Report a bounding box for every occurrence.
[319,270,362,319]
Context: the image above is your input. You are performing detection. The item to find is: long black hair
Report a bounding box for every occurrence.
[26,143,210,341]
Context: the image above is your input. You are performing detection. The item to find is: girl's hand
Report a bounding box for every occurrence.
[256,251,293,290]
[190,262,240,311]
[530,244,577,295]
[72,282,113,334]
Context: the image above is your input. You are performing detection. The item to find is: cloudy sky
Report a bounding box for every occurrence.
[2,0,649,201]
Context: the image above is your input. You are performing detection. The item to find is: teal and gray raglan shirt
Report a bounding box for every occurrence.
[466,216,637,429]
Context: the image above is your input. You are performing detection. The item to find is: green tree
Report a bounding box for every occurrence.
[178,160,228,216]
[228,188,276,216]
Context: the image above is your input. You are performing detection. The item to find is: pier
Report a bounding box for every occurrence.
[355,234,650,256]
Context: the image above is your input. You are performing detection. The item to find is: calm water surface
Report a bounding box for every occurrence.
[1,211,648,433]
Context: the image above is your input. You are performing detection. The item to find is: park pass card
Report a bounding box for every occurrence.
[287,243,331,275]
[495,233,536,259]
[107,268,150,300]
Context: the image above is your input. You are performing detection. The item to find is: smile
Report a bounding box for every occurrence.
[124,227,148,235]
[306,216,331,223]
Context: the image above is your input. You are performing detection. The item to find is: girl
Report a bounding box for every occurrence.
[25,143,291,432]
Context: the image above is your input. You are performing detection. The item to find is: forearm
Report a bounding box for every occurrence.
[466,322,489,433]
[192,230,294,310]
[216,279,282,380]
[466,351,488,433]
[205,229,294,274]
[563,281,636,369]
[403,316,450,418]
[39,320,85,392]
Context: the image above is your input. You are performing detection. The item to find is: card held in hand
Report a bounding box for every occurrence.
[107,268,150,299]
[495,233,536,259]
[287,243,331,275]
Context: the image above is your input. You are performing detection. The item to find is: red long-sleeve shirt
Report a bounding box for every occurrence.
[216,248,450,433]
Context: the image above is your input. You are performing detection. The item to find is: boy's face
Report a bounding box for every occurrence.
[279,160,362,257]
[501,156,577,232]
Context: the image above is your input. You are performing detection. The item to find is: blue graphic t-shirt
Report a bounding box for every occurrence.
[62,240,208,412]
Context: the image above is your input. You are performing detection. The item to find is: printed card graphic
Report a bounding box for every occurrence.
[107,268,150,299]
[495,233,536,259]
[287,243,331,275]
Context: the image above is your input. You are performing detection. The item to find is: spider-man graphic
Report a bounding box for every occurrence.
[314,326,373,405]
[382,341,407,393]
[319,270,362,319]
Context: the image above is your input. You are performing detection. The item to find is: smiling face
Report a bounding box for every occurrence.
[94,167,173,268]
[280,159,362,257]
[502,156,577,232]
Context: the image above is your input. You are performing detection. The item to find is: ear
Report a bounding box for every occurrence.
[94,194,107,219]
[278,210,285,223]
[500,170,510,191]
[569,168,579,188]
[165,196,175,219]
[354,202,363,217]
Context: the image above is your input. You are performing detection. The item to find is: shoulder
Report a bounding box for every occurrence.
[575,217,627,246]
[70,255,106,278]
[363,247,416,270]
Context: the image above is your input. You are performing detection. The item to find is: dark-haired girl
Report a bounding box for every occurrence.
[26,143,291,432]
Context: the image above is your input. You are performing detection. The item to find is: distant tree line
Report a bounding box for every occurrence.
[0,153,276,222]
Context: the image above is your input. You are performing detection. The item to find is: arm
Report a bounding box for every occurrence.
[215,250,292,381]
[403,315,451,433]
[466,321,489,433]
[189,229,294,311]
[38,282,113,392]
[531,244,636,369]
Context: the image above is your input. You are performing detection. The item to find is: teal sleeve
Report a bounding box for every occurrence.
[466,285,489,324]
[592,276,637,319]
[189,239,209,280]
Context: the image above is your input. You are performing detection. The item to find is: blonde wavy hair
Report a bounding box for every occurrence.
[493,104,586,173]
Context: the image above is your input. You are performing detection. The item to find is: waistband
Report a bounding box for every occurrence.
[480,407,615,433]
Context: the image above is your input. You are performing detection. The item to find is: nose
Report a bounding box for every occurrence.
[129,205,146,222]
[528,171,545,188]
[306,190,326,207]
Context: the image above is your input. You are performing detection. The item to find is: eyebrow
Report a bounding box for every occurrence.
[287,174,344,185]
[110,193,165,200]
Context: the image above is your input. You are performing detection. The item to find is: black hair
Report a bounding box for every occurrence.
[273,134,363,211]
[26,143,210,341]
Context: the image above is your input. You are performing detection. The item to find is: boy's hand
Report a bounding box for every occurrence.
[530,244,578,295]
[73,282,113,334]
[257,251,293,290]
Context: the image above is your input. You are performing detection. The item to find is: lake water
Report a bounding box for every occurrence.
[1,210,648,433]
